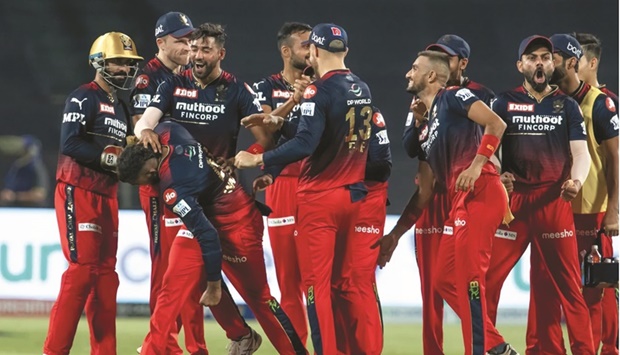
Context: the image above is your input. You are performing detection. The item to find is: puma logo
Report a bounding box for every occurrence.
[70,97,88,110]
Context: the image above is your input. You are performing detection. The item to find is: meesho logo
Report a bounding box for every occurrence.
[541,229,574,239]
[355,225,381,235]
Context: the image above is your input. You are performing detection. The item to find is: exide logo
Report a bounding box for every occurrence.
[507,102,534,112]
[174,87,198,99]
[99,103,115,114]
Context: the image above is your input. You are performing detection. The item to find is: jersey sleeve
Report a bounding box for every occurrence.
[130,72,157,116]
[252,79,273,109]
[148,77,174,114]
[446,88,481,116]
[365,108,392,182]
[59,89,103,165]
[163,188,222,281]
[262,85,327,167]
[565,97,587,141]
[491,95,508,123]
[592,94,619,144]
[239,82,264,118]
[402,108,421,158]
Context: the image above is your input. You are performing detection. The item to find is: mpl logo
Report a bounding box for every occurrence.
[311,33,325,45]
[99,103,115,114]
[566,42,582,58]
[163,189,177,204]
[508,102,534,112]
[174,87,198,99]
[454,218,467,227]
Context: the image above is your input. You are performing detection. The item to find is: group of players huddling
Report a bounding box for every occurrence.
[42,10,618,355]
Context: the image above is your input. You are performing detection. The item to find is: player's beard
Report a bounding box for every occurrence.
[550,66,567,85]
[193,60,216,80]
[406,80,424,96]
[525,67,550,93]
[291,54,309,71]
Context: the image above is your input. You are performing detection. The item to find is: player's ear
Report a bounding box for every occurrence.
[281,45,290,59]
[516,60,524,74]
[156,37,165,50]
[590,56,598,70]
[459,58,468,71]
[219,47,226,61]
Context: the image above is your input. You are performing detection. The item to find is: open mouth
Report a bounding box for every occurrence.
[194,63,206,70]
[534,68,546,84]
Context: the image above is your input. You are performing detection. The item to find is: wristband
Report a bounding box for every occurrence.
[101,145,123,172]
[396,206,423,230]
[246,143,264,154]
[477,134,500,159]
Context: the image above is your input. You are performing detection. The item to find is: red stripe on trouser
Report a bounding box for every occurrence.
[415,191,450,355]
[526,212,614,355]
[485,188,595,355]
[44,183,118,355]
[209,196,305,354]
[266,176,308,345]
[141,236,206,355]
[333,187,387,355]
[295,187,361,355]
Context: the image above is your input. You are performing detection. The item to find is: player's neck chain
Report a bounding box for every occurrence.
[280,71,295,91]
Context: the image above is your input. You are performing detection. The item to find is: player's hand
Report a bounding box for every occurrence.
[139,128,161,153]
[410,99,428,126]
[371,232,400,269]
[560,179,581,201]
[455,165,482,192]
[234,151,262,169]
[500,172,516,194]
[241,113,285,132]
[293,76,312,104]
[252,174,273,195]
[602,210,619,237]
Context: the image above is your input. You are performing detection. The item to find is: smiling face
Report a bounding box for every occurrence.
[518,46,554,93]
[190,36,225,80]
[405,56,430,95]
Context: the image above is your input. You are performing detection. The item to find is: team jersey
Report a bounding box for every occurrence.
[149,69,263,158]
[263,69,372,194]
[130,56,176,116]
[599,85,619,107]
[570,82,619,214]
[365,107,392,186]
[253,73,302,176]
[155,121,230,279]
[403,78,494,159]
[56,82,129,197]
[492,85,586,189]
[420,86,492,190]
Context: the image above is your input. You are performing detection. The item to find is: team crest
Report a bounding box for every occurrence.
[179,14,190,26]
[215,84,228,102]
[552,99,564,113]
[119,34,133,51]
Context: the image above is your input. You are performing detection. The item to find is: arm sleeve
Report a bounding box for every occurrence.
[253,79,273,109]
[365,109,392,182]
[565,97,587,141]
[263,90,327,167]
[280,120,299,139]
[59,91,103,165]
[592,95,619,144]
[166,192,222,282]
[239,82,264,117]
[447,88,481,116]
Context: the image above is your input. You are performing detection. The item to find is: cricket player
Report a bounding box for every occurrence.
[234,23,379,355]
[525,34,618,355]
[252,22,312,345]
[43,32,142,355]
[134,23,305,355]
[574,32,619,107]
[129,12,207,355]
[485,35,595,355]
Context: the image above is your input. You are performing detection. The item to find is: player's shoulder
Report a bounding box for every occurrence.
[465,79,495,97]
[221,70,238,85]
[253,73,279,90]
[592,90,617,115]
[67,82,98,103]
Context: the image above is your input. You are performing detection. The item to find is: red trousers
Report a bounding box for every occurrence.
[265,175,308,345]
[526,212,617,355]
[485,187,595,355]
[414,190,450,355]
[139,186,207,355]
[334,183,388,355]
[209,189,306,355]
[44,183,119,355]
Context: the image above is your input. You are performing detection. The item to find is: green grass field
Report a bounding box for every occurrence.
[0,317,563,354]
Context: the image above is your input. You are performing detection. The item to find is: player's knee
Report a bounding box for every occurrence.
[65,263,98,288]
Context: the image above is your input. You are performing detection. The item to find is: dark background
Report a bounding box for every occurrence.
[1,0,618,212]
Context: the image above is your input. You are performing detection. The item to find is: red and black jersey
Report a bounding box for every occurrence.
[263,69,372,194]
[492,85,586,189]
[129,56,176,117]
[253,73,302,176]
[421,87,492,190]
[56,82,129,197]
[599,85,619,109]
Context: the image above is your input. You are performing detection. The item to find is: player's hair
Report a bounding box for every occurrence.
[277,22,312,49]
[417,50,450,86]
[117,144,158,184]
[191,23,227,47]
[572,32,602,61]
[556,51,580,72]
